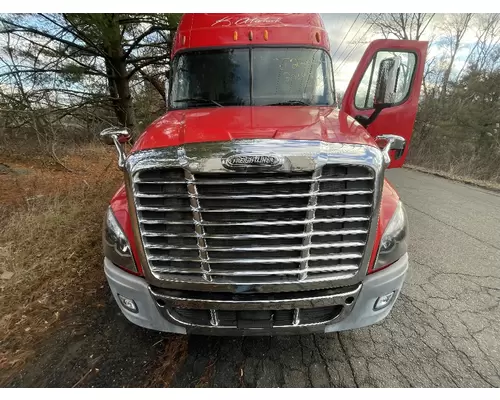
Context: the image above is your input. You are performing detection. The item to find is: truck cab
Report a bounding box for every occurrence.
[101,13,427,335]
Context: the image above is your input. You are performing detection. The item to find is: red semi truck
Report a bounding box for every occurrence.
[101,13,427,335]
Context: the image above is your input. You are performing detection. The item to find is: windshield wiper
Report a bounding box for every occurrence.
[266,100,310,106]
[174,97,223,107]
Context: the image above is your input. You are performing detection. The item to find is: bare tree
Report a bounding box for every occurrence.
[456,14,500,81]
[469,14,500,73]
[420,35,438,99]
[368,13,435,41]
[0,32,50,146]
[440,13,473,97]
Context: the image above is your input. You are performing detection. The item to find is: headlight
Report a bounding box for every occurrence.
[103,206,138,273]
[373,201,408,272]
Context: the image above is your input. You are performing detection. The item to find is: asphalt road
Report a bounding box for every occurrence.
[10,169,500,388]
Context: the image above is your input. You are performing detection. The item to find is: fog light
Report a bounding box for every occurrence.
[374,291,395,311]
[118,294,138,313]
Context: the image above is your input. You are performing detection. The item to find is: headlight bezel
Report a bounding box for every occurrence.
[372,200,408,273]
[103,206,138,273]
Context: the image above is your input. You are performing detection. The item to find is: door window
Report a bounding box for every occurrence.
[355,51,417,109]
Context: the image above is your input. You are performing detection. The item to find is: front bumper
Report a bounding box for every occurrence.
[104,254,409,336]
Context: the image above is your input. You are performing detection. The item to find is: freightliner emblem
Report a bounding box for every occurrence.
[222,152,284,171]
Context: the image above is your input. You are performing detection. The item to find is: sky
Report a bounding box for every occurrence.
[321,13,481,92]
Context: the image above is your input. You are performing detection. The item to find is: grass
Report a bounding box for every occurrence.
[0,144,122,385]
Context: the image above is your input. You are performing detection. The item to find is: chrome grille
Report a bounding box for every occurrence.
[134,164,375,284]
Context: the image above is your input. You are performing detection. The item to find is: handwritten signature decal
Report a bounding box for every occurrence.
[211,16,284,27]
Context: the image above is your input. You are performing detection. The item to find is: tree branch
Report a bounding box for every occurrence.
[0,18,100,57]
[123,25,166,58]
[126,54,169,78]
[0,67,109,79]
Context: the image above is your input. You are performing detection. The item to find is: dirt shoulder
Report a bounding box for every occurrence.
[0,145,123,385]
[6,286,185,388]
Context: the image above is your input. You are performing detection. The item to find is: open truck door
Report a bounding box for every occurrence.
[341,39,428,168]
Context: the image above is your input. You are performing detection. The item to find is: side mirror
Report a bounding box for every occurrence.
[99,127,131,169]
[375,134,406,167]
[373,56,401,106]
[355,56,402,129]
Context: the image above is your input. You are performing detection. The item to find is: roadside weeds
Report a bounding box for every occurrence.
[0,145,121,385]
[404,164,500,193]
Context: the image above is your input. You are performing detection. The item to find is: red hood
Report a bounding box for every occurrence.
[131,106,376,152]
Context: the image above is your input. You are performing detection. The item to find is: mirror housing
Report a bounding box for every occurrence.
[99,127,131,169]
[374,56,401,106]
[375,134,406,167]
[355,56,402,128]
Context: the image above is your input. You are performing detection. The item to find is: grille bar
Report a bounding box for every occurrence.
[135,176,373,185]
[139,216,370,226]
[144,240,366,251]
[142,229,369,239]
[184,169,211,281]
[147,253,363,263]
[137,203,372,213]
[150,264,359,276]
[136,189,373,199]
[299,168,321,280]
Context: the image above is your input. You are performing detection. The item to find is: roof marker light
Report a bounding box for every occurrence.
[182,35,186,45]
[264,30,269,41]
[249,31,253,41]
[315,32,320,43]
[233,31,238,41]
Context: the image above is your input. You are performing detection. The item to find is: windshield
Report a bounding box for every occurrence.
[169,47,335,109]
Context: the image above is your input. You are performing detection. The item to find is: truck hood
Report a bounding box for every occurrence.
[131,106,376,152]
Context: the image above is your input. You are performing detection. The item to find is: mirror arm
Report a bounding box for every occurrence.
[111,134,128,170]
[380,137,395,166]
[355,103,392,128]
[99,127,131,170]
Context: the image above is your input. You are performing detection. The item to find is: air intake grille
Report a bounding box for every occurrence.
[134,164,375,284]
[171,305,343,328]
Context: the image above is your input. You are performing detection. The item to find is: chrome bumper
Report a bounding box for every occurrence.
[104,253,408,336]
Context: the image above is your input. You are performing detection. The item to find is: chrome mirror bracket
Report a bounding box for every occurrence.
[375,134,406,167]
[99,127,131,170]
